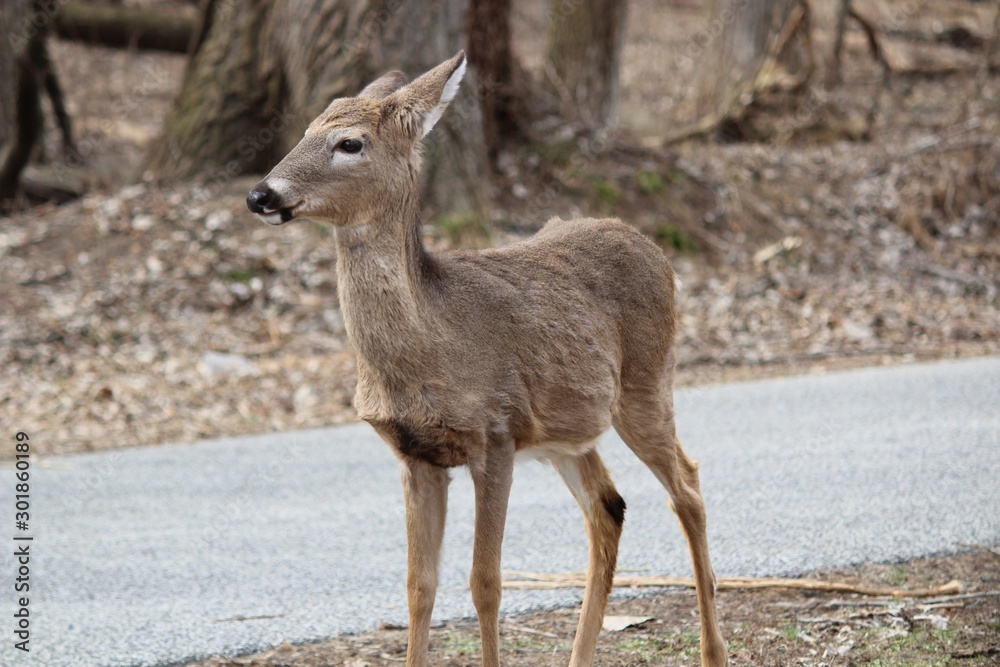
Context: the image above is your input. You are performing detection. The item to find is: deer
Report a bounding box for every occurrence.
[246,51,728,667]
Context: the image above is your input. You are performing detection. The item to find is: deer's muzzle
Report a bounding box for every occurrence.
[247,184,295,225]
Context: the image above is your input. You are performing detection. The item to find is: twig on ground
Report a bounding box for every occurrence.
[503,622,562,639]
[503,571,963,598]
[918,591,1000,606]
[825,599,895,607]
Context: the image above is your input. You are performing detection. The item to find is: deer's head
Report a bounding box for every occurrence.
[247,51,466,226]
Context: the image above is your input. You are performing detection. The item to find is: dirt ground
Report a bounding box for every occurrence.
[190,548,999,667]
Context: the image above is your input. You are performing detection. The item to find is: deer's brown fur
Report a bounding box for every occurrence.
[248,51,728,667]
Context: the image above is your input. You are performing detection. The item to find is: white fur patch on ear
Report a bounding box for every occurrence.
[420,57,466,138]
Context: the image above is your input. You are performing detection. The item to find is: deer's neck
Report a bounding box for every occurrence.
[334,188,438,388]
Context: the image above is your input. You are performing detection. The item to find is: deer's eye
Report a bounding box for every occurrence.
[338,139,363,153]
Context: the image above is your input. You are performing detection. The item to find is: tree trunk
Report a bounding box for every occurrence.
[544,0,628,130]
[146,0,490,220]
[467,0,525,159]
[382,0,490,219]
[0,0,47,202]
[144,0,283,181]
[695,0,802,121]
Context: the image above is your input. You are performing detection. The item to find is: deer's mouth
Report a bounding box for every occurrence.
[258,203,301,226]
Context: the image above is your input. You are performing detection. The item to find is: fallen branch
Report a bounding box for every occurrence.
[918,591,1000,606]
[503,571,962,599]
[54,3,196,53]
[502,621,561,639]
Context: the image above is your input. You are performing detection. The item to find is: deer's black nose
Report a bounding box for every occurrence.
[247,186,280,214]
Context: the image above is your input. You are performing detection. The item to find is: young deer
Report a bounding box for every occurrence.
[247,52,728,667]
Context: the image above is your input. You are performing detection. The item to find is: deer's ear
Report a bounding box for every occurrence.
[383,51,466,140]
[359,70,408,100]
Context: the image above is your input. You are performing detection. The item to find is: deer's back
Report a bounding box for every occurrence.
[442,217,675,343]
[432,217,677,446]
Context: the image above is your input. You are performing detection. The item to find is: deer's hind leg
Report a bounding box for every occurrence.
[550,448,625,667]
[613,392,729,667]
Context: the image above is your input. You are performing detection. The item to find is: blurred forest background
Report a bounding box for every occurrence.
[1,0,998,455]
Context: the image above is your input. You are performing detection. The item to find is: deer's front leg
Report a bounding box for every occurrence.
[469,439,515,667]
[402,458,450,667]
